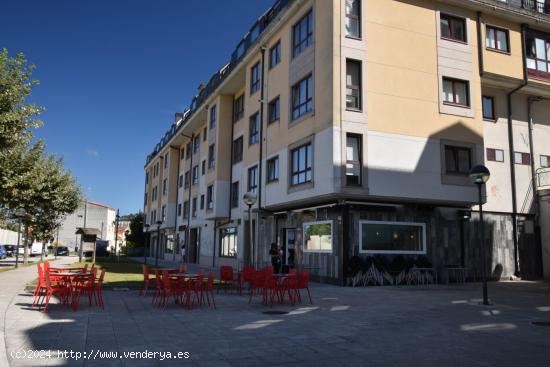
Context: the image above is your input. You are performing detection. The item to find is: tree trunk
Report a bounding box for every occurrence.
[23,225,29,265]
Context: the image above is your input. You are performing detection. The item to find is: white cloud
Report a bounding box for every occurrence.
[87,149,99,157]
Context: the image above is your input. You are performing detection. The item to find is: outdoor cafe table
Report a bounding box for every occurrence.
[49,271,93,310]
[49,267,85,272]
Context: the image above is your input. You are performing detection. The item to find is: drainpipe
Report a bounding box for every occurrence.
[185,134,194,264]
[228,98,235,220]
[258,46,266,211]
[528,96,543,264]
[477,12,484,77]
[507,24,529,276]
[172,146,181,262]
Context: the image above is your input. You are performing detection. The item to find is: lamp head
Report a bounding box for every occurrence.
[243,192,257,206]
[469,165,490,185]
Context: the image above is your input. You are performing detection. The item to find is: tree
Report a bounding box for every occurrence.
[0,49,81,264]
[125,212,146,248]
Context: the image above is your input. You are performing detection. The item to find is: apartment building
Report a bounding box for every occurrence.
[143,0,550,284]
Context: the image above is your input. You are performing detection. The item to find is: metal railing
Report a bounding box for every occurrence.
[492,0,550,15]
[536,167,550,189]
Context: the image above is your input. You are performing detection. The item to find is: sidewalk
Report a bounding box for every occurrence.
[0,256,74,367]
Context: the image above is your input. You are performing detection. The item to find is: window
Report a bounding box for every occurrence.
[233,136,243,163]
[345,0,361,39]
[267,156,279,183]
[249,113,260,145]
[269,41,281,68]
[178,174,183,188]
[209,105,217,129]
[292,74,313,120]
[200,194,205,210]
[152,186,157,201]
[515,152,531,165]
[541,155,550,167]
[219,227,238,257]
[193,135,200,154]
[291,143,312,185]
[164,153,168,169]
[177,203,182,217]
[346,59,362,110]
[359,220,426,254]
[202,160,206,175]
[231,181,239,208]
[234,94,244,122]
[144,192,147,206]
[440,13,466,42]
[303,221,332,253]
[207,185,214,209]
[248,165,258,193]
[443,77,470,107]
[203,127,207,141]
[180,149,185,160]
[183,201,189,219]
[184,171,190,189]
[293,9,314,57]
[346,134,362,185]
[162,179,167,196]
[186,142,191,159]
[268,97,280,123]
[526,30,550,78]
[445,145,472,175]
[487,148,504,163]
[208,144,215,169]
[250,62,261,94]
[192,197,197,217]
[192,165,199,185]
[486,26,509,52]
[482,96,495,120]
[145,171,149,185]
[161,206,166,222]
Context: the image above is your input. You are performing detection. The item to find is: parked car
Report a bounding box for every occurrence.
[55,246,69,256]
[0,245,6,259]
[3,244,16,257]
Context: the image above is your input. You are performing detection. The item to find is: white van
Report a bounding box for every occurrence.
[18,241,46,257]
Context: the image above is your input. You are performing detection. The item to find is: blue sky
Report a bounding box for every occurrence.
[1,0,273,215]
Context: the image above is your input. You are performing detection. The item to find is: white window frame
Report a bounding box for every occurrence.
[358,220,427,255]
[302,220,333,254]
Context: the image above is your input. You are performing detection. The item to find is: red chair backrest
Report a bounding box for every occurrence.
[155,269,162,287]
[98,269,106,282]
[143,265,149,280]
[243,266,255,282]
[37,263,44,286]
[206,271,215,290]
[298,269,309,288]
[265,265,274,274]
[179,264,187,273]
[220,266,233,281]
[83,264,88,272]
[44,261,50,272]
[197,268,205,276]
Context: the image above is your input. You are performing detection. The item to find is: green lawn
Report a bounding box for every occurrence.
[69,257,146,288]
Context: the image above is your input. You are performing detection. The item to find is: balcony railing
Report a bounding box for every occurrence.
[536,167,550,190]
[493,0,550,16]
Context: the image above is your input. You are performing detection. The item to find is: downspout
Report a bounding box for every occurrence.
[186,134,195,263]
[172,146,181,262]
[477,12,484,78]
[507,24,529,276]
[258,46,266,210]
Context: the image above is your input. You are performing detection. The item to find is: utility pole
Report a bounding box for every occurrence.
[114,210,120,263]
[78,200,87,262]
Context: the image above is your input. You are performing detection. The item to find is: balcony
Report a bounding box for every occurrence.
[536,167,550,191]
[479,0,550,17]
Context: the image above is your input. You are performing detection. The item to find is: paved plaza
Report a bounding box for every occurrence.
[1,265,550,367]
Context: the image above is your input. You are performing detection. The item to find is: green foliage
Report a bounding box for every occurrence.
[125,212,145,248]
[0,49,81,241]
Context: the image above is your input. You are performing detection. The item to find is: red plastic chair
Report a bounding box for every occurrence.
[189,274,205,309]
[140,265,155,296]
[41,271,69,312]
[248,269,267,304]
[93,269,106,309]
[158,270,178,309]
[152,269,163,306]
[218,266,234,293]
[203,271,216,309]
[71,268,97,310]
[290,269,313,305]
[263,272,282,306]
[239,266,255,295]
[178,264,188,273]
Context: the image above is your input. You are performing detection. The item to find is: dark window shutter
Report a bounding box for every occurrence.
[522,153,531,165]
[486,148,496,162]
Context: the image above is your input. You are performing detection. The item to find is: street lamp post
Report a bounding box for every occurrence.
[14,208,27,269]
[469,164,491,306]
[243,192,257,268]
[143,223,150,265]
[155,220,162,267]
[114,210,120,263]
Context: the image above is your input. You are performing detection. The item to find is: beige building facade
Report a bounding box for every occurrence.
[144,0,550,284]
